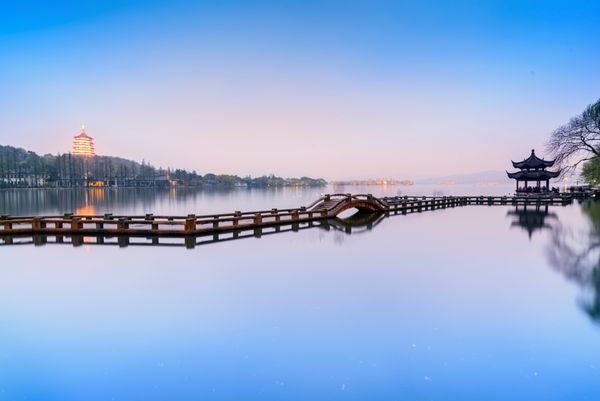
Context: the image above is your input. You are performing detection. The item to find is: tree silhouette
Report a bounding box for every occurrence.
[547,98,600,177]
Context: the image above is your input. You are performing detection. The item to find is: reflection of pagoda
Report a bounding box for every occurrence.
[506,149,559,193]
[507,204,557,239]
[72,125,95,157]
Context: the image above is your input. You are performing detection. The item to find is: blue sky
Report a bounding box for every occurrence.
[1,0,599,178]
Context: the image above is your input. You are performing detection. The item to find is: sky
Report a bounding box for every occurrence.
[1,0,599,180]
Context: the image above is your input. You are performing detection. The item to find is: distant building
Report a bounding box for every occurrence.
[72,125,95,157]
[506,149,560,193]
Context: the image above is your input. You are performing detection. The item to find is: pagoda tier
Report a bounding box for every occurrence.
[511,149,555,169]
[506,170,560,180]
[72,126,95,157]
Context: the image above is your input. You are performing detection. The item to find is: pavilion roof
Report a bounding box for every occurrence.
[512,149,555,169]
[506,170,560,180]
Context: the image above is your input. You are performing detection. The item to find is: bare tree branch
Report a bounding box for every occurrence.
[546,98,600,178]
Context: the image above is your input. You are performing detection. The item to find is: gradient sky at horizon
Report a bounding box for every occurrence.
[1,0,599,179]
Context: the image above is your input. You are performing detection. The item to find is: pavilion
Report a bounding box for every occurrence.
[506,149,560,193]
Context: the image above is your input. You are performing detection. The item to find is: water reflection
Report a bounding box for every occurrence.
[507,204,557,239]
[0,187,242,216]
[0,184,517,216]
[548,200,600,324]
[7,193,600,330]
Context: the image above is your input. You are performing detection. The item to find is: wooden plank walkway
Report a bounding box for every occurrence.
[0,193,582,242]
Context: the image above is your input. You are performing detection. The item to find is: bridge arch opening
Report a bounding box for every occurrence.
[330,200,383,217]
[336,208,360,219]
[334,209,385,231]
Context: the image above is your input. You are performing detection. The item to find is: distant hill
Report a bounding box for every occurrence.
[0,144,327,188]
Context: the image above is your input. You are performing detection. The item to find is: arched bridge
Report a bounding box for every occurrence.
[306,194,388,216]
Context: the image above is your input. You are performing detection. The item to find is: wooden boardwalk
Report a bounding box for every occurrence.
[0,194,579,245]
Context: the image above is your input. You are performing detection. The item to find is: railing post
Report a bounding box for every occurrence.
[213,216,219,229]
[233,211,241,228]
[117,218,128,231]
[71,217,82,231]
[185,215,196,232]
[0,215,10,231]
[254,213,262,225]
[32,217,42,231]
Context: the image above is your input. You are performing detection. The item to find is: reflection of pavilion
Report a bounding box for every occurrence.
[507,204,557,239]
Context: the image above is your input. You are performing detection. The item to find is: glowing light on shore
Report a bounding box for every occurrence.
[75,205,96,216]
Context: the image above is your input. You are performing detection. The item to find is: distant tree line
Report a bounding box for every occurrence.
[0,145,326,188]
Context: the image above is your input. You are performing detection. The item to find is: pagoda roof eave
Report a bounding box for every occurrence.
[506,170,560,180]
[512,149,555,169]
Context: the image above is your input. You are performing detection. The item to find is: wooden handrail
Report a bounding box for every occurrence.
[0,193,582,239]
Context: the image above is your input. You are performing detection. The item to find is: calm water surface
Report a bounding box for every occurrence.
[1,186,599,400]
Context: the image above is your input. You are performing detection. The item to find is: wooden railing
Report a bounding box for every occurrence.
[0,193,581,239]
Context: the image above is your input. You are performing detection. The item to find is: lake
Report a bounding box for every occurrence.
[1,185,599,400]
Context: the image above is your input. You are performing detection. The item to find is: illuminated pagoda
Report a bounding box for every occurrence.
[506,149,559,193]
[72,125,95,157]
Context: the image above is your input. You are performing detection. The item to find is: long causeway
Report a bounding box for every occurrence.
[0,193,581,241]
